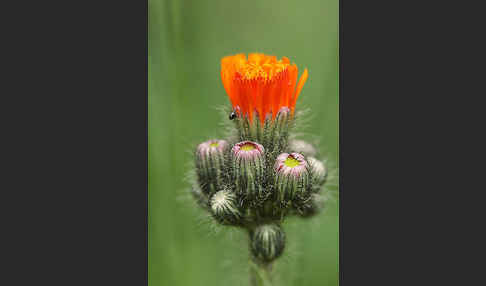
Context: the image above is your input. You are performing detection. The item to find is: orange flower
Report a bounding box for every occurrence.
[221,53,308,124]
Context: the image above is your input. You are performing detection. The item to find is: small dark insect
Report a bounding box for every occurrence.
[229,111,237,120]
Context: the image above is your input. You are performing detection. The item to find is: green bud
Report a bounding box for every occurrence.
[307,157,327,189]
[195,139,228,195]
[190,184,209,210]
[289,139,317,157]
[274,152,310,202]
[231,141,265,200]
[233,107,292,155]
[210,189,242,225]
[294,193,324,218]
[250,224,286,263]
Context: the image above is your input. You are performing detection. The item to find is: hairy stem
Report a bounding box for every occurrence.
[249,260,274,286]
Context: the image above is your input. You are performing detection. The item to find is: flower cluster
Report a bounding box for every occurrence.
[191,53,328,266]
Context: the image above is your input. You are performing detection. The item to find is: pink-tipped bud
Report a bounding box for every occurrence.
[277,106,290,116]
[274,152,310,201]
[232,141,265,161]
[195,139,228,195]
[231,141,265,199]
[197,139,227,158]
[289,139,317,157]
[275,106,291,127]
[275,152,308,177]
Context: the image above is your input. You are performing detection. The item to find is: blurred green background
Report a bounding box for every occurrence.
[149,0,338,285]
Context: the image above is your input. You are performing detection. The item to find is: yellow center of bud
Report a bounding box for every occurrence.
[284,157,300,168]
[240,143,256,151]
[210,142,219,147]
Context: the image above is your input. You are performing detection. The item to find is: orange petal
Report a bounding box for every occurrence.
[292,68,308,110]
[248,53,264,64]
[286,66,298,108]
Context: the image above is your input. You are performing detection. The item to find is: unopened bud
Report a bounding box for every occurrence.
[276,106,290,118]
[295,193,324,218]
[235,106,292,151]
[274,107,291,139]
[190,184,209,210]
[210,189,242,225]
[274,152,310,202]
[307,157,327,187]
[250,224,286,263]
[289,139,317,157]
[231,141,265,199]
[195,139,228,195]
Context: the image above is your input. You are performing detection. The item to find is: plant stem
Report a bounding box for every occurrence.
[249,260,274,286]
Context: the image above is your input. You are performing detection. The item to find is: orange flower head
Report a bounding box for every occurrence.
[221,53,308,124]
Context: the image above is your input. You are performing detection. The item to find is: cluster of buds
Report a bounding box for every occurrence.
[190,53,330,267]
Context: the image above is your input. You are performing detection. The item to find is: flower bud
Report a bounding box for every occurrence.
[273,107,291,142]
[231,141,265,200]
[210,189,242,225]
[250,224,286,263]
[274,106,290,122]
[307,157,327,187]
[190,184,209,210]
[294,193,324,218]
[274,152,310,202]
[195,139,228,195]
[233,106,293,156]
[289,139,317,157]
[277,106,290,117]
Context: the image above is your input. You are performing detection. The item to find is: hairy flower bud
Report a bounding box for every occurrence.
[274,152,310,202]
[275,106,291,124]
[250,224,286,263]
[231,141,265,200]
[190,184,209,210]
[195,139,228,195]
[233,106,293,155]
[289,139,317,157]
[210,189,242,225]
[294,193,325,218]
[307,157,327,187]
[269,107,292,152]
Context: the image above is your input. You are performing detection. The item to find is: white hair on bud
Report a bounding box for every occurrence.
[289,139,317,157]
[307,157,327,178]
[210,190,241,225]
